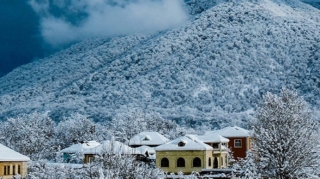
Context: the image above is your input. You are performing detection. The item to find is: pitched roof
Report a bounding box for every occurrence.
[197,134,229,143]
[205,126,250,138]
[0,143,30,162]
[84,140,133,154]
[129,132,170,146]
[60,141,101,153]
[155,135,213,151]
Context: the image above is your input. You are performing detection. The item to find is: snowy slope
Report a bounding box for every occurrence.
[0,0,319,126]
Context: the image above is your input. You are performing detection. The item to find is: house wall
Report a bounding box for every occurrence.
[227,137,250,159]
[156,150,216,174]
[212,152,228,168]
[84,154,95,163]
[0,161,28,179]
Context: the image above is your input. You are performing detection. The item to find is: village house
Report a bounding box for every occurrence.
[129,132,170,148]
[129,132,170,160]
[155,135,217,174]
[84,140,133,163]
[0,143,30,179]
[60,140,135,163]
[206,126,251,159]
[60,140,101,163]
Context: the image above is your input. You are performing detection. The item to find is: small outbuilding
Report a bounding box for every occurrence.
[60,141,101,163]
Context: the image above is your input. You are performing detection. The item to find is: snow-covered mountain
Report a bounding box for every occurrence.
[0,0,320,126]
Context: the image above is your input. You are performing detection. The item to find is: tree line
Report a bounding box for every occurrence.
[1,89,320,178]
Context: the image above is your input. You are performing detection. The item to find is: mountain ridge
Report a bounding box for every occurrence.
[1,0,320,127]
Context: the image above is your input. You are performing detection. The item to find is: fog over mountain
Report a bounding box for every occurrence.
[28,0,189,47]
[0,0,319,127]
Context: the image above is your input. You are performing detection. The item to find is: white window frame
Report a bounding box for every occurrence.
[234,139,242,148]
[89,156,95,163]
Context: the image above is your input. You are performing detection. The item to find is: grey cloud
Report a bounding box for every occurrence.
[28,0,189,47]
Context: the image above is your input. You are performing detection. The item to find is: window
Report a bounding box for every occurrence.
[177,158,185,167]
[4,166,6,175]
[212,143,219,149]
[13,165,15,175]
[143,136,150,141]
[178,141,186,147]
[209,157,211,167]
[18,165,21,174]
[225,156,228,167]
[193,157,201,167]
[8,166,10,175]
[234,139,242,148]
[213,157,218,168]
[161,158,169,167]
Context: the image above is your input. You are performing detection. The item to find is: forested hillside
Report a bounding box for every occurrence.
[0,0,319,127]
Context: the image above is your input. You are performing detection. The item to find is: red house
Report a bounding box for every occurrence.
[206,126,251,159]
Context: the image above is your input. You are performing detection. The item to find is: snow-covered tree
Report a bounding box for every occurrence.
[109,109,181,143]
[55,113,100,149]
[0,112,55,160]
[251,89,319,178]
[81,137,163,179]
[234,150,260,179]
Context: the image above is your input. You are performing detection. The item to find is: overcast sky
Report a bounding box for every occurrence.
[0,0,188,77]
[0,0,44,77]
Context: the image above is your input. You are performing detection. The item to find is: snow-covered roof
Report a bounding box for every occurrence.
[155,135,213,151]
[129,132,170,146]
[133,145,156,159]
[84,140,133,154]
[47,163,83,169]
[60,141,101,153]
[205,126,250,138]
[133,145,155,155]
[197,134,229,143]
[0,143,30,162]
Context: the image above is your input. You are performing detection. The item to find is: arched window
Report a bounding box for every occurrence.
[208,157,212,167]
[161,158,169,167]
[193,157,201,167]
[177,158,185,167]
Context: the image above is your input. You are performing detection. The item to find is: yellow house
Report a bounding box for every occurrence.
[155,135,215,174]
[0,143,30,179]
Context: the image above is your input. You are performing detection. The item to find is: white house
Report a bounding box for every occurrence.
[129,132,170,148]
[60,141,101,163]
